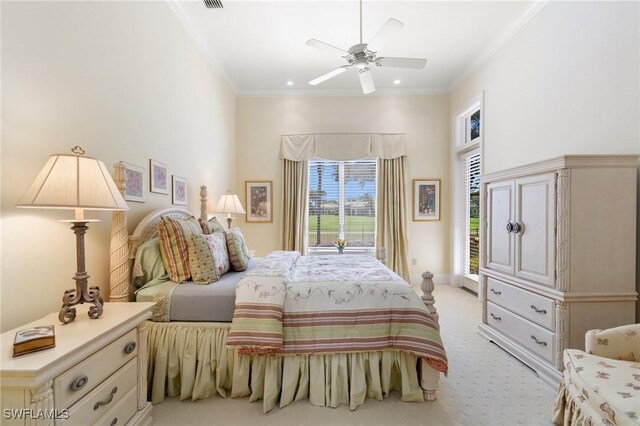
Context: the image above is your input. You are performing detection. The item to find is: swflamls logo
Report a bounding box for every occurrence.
[3,409,70,420]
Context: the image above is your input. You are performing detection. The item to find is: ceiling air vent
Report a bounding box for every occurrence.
[204,0,223,8]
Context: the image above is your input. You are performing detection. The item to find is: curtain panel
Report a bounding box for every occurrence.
[280,133,407,161]
[280,159,308,252]
[376,157,411,282]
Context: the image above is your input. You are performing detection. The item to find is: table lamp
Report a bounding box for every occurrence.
[213,190,246,229]
[16,146,129,324]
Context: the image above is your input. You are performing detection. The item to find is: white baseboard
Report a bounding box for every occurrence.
[410,274,452,286]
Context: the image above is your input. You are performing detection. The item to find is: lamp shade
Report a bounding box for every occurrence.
[16,149,128,211]
[214,191,246,214]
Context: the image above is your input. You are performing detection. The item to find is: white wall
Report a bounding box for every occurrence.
[450,1,640,318]
[1,1,236,331]
[236,95,450,284]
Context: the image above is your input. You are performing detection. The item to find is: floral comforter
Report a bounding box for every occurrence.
[226,251,448,374]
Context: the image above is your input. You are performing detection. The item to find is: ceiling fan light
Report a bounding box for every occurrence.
[355,60,368,70]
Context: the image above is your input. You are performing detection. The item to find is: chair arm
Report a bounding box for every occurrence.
[585,324,640,361]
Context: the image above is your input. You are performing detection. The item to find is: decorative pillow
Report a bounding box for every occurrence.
[131,237,169,289]
[198,217,226,235]
[226,227,250,271]
[187,234,220,284]
[207,231,231,276]
[158,215,203,283]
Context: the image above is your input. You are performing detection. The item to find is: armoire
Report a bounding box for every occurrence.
[478,155,638,386]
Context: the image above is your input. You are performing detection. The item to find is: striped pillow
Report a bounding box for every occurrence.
[158,216,203,283]
[226,227,250,271]
[187,234,220,284]
[198,217,226,235]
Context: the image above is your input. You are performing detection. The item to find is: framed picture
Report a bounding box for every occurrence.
[413,179,441,221]
[149,159,169,194]
[172,176,187,205]
[245,181,272,223]
[122,162,145,203]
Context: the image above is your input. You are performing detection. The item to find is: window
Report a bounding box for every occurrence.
[308,159,377,252]
[464,153,481,276]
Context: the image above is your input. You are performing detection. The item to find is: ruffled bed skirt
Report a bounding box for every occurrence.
[552,380,600,425]
[146,321,426,412]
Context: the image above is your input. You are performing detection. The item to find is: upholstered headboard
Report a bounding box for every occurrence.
[108,162,210,302]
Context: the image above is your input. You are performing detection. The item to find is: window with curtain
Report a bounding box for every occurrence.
[464,152,481,276]
[307,159,377,252]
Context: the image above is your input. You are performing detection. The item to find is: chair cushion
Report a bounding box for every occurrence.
[564,349,640,425]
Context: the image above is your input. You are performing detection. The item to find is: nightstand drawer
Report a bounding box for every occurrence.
[95,385,137,426]
[487,277,555,330]
[54,329,138,409]
[58,359,137,425]
[487,302,555,363]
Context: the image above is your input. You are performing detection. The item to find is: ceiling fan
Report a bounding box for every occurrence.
[305,0,427,95]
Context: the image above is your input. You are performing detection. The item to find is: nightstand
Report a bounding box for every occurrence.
[1,302,155,426]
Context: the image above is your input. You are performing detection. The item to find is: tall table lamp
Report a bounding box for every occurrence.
[16,146,129,324]
[214,190,246,229]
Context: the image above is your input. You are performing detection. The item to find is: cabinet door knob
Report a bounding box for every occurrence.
[506,222,513,233]
[512,222,522,234]
[530,305,547,314]
[124,342,136,354]
[490,288,502,295]
[70,375,88,391]
[94,386,118,410]
[490,313,501,321]
[531,335,547,346]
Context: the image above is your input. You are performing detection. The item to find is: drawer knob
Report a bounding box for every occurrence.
[530,305,547,315]
[70,375,88,391]
[94,386,118,410]
[490,313,501,321]
[111,418,118,426]
[490,288,501,295]
[531,335,547,346]
[124,342,136,354]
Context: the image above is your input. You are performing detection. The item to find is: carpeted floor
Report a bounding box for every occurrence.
[152,285,557,425]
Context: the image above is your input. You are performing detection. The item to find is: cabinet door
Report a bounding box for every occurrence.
[514,173,556,286]
[486,180,515,275]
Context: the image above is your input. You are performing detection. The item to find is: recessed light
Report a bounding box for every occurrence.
[286,81,294,86]
[393,79,401,85]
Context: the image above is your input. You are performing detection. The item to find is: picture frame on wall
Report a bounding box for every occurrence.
[149,159,169,194]
[122,162,145,203]
[245,181,272,223]
[172,176,187,205]
[413,179,441,221]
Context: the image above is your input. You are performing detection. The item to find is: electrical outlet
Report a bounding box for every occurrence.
[412,258,417,266]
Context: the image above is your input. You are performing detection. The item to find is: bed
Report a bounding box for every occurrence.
[108,166,446,412]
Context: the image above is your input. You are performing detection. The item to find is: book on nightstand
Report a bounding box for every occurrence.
[13,325,56,357]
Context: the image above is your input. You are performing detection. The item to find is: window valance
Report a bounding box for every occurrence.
[280,133,407,161]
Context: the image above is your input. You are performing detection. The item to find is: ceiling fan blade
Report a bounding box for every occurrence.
[376,57,427,69]
[359,68,375,95]
[309,66,350,86]
[305,39,348,56]
[367,18,404,53]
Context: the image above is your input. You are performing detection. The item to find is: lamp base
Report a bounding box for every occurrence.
[58,221,104,324]
[226,217,232,229]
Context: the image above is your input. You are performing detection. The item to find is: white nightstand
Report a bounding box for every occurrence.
[1,303,155,426]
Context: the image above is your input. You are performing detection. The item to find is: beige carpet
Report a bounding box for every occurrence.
[152,285,557,425]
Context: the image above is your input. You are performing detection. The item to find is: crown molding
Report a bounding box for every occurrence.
[165,0,238,95]
[236,86,449,98]
[447,0,549,92]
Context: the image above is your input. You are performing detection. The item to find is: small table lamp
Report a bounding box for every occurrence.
[214,190,246,229]
[16,146,129,324]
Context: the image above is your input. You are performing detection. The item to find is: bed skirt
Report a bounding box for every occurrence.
[146,321,427,412]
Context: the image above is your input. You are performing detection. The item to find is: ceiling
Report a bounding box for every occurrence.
[174,0,538,96]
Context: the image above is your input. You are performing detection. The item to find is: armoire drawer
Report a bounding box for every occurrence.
[486,302,555,363]
[54,329,138,409]
[487,277,555,331]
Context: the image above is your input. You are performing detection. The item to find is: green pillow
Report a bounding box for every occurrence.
[187,234,220,284]
[226,227,250,271]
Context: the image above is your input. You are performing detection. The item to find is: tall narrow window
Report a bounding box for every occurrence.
[465,153,481,277]
[308,159,376,252]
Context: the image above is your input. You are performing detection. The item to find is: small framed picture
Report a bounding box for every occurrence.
[150,159,169,194]
[172,176,187,205]
[413,179,441,221]
[246,181,272,223]
[122,162,145,203]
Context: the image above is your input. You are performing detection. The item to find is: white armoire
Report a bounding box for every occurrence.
[478,155,638,386]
